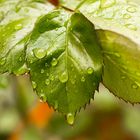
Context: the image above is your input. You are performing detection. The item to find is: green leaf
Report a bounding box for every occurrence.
[0,0,54,74]
[26,9,102,115]
[97,30,140,103]
[78,0,140,103]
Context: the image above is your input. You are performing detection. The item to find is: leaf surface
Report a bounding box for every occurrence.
[97,30,140,103]
[26,10,102,114]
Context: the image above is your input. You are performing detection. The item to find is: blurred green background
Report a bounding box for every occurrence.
[0,74,140,140]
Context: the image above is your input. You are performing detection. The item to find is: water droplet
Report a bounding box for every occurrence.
[33,48,46,59]
[81,76,85,82]
[125,24,137,31]
[51,58,58,67]
[49,74,54,81]
[132,84,138,89]
[15,23,23,30]
[59,71,68,83]
[32,81,37,89]
[127,7,136,13]
[66,113,75,125]
[87,67,94,74]
[41,69,45,74]
[0,58,6,65]
[100,0,116,8]
[40,94,46,102]
[123,14,131,19]
[45,79,50,85]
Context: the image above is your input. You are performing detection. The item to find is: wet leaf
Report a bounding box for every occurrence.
[26,10,102,114]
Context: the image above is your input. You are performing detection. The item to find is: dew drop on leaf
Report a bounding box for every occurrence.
[51,58,58,67]
[100,0,116,8]
[123,13,131,19]
[127,6,136,13]
[33,48,46,59]
[66,113,75,125]
[45,79,50,85]
[132,84,138,89]
[32,81,37,89]
[59,71,68,83]
[87,67,94,74]
[125,24,137,31]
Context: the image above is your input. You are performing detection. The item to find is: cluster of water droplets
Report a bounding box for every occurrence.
[95,0,138,31]
[30,45,95,124]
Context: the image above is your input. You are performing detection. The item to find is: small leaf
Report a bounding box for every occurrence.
[26,10,102,114]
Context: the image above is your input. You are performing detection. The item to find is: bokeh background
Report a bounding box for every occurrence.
[0,74,140,140]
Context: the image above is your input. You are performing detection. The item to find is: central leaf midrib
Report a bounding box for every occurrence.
[63,17,70,112]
